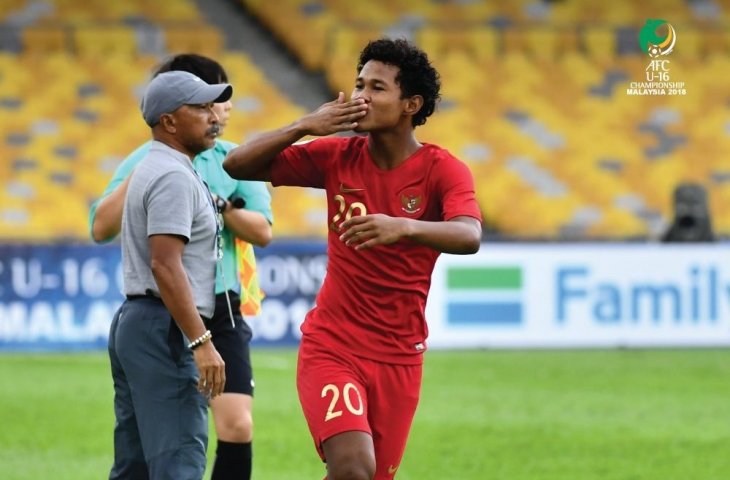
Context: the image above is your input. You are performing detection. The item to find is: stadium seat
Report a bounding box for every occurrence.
[418,27,499,63]
[269,186,329,238]
[583,27,617,61]
[523,28,561,59]
[21,26,69,56]
[163,25,225,57]
[73,26,137,58]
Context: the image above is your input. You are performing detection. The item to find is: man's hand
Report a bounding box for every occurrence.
[339,214,409,250]
[192,341,226,399]
[299,92,368,136]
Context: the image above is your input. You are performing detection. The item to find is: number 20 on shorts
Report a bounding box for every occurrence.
[321,383,364,421]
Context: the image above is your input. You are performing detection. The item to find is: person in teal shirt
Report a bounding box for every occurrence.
[91,138,273,294]
[89,54,272,480]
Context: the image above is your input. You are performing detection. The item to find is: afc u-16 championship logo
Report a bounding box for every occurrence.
[626,19,686,96]
[639,18,676,57]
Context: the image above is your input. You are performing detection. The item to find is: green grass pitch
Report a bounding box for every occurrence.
[1,348,730,479]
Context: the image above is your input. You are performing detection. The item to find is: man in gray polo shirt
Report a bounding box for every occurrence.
[108,71,230,480]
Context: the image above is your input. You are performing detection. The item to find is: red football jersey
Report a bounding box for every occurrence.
[271,136,482,364]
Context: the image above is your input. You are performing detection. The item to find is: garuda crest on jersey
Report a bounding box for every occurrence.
[400,188,423,215]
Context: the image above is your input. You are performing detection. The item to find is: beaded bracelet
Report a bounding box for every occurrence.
[188,330,212,351]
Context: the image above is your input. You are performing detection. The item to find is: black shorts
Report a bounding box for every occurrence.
[209,291,254,396]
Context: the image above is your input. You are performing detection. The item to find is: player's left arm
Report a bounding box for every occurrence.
[219,205,272,247]
[216,179,273,247]
[339,214,481,254]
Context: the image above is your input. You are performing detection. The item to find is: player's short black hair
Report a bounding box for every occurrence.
[357,38,441,127]
[154,53,228,84]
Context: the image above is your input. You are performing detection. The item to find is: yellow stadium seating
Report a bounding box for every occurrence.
[21,26,69,56]
[164,25,225,57]
[0,50,307,241]
[2,0,730,241]
[418,27,499,63]
[73,26,137,58]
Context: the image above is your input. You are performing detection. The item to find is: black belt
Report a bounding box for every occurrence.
[126,289,161,301]
[125,291,211,323]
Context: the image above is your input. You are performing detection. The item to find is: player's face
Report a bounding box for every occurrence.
[166,102,220,155]
[351,60,408,132]
[211,100,232,134]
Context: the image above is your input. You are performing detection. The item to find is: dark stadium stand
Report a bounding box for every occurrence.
[0,0,728,241]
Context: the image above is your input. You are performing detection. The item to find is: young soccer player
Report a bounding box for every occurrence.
[223,38,482,480]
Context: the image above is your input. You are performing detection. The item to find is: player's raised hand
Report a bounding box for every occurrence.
[339,214,408,250]
[299,92,368,136]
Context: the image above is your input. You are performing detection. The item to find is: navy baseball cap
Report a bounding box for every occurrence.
[140,71,233,127]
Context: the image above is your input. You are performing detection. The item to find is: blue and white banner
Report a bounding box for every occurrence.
[3,242,730,351]
[426,243,730,348]
[248,240,326,346]
[0,244,123,351]
[0,241,326,351]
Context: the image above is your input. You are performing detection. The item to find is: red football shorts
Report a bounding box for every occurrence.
[297,335,423,479]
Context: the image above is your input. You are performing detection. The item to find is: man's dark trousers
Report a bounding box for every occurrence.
[108,297,208,480]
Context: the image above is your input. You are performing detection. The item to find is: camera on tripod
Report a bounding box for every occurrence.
[215,195,246,214]
[661,182,714,243]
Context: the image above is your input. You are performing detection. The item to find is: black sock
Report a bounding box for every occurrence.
[211,440,252,480]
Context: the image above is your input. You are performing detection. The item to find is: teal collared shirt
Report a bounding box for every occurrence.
[89,139,273,295]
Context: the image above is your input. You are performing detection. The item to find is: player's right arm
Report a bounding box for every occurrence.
[88,143,151,243]
[91,176,131,242]
[223,93,367,181]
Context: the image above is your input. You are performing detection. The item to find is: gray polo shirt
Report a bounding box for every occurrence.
[121,141,217,318]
